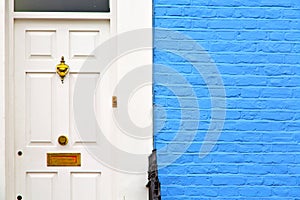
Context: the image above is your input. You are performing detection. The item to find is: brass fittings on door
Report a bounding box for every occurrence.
[58,135,68,146]
[56,56,69,84]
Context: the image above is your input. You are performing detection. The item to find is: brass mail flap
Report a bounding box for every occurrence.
[47,153,81,167]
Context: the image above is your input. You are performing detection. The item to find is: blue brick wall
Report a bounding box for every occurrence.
[154,0,300,199]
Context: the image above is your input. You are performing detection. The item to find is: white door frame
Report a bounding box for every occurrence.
[0,1,7,200]
[0,0,153,199]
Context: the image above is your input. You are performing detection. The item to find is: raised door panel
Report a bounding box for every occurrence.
[26,172,58,200]
[26,73,55,145]
[71,172,101,200]
[69,73,99,145]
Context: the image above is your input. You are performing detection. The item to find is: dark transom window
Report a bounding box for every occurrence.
[14,0,110,12]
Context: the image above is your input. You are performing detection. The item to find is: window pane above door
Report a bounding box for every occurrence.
[14,0,110,12]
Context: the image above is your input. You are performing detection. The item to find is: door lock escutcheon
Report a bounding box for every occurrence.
[58,135,68,146]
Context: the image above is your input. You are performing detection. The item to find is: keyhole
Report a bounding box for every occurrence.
[17,151,23,156]
[17,195,22,200]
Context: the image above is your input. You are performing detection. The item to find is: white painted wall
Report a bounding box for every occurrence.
[0,0,6,199]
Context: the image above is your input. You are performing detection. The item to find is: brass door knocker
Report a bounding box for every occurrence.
[56,56,69,84]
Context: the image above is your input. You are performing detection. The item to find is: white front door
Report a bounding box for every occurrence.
[14,17,151,200]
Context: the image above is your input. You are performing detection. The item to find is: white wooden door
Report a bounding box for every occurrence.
[14,19,150,200]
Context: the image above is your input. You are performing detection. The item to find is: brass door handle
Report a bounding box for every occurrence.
[58,135,68,146]
[56,56,69,84]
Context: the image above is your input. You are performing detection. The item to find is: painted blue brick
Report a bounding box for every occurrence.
[237,31,268,40]
[239,187,272,197]
[269,32,285,41]
[234,8,265,18]
[264,176,297,186]
[155,18,192,29]
[184,7,217,18]
[283,9,300,19]
[212,176,246,186]
[257,42,293,53]
[154,0,300,199]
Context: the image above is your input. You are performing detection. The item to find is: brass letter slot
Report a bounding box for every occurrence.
[47,153,81,167]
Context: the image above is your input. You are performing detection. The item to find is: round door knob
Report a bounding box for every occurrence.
[58,135,68,146]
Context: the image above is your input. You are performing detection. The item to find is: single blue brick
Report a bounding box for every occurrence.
[240,111,258,120]
[224,88,240,97]
[208,0,241,6]
[288,165,300,174]
[289,188,300,197]
[268,77,300,87]
[223,110,240,120]
[154,39,178,51]
[184,7,217,18]
[208,19,243,29]
[269,32,285,41]
[154,85,174,96]
[186,164,210,174]
[182,30,218,40]
[258,20,291,30]
[166,7,184,16]
[285,32,300,41]
[238,144,272,153]
[237,31,268,40]
[215,8,234,18]
[186,176,212,186]
[272,165,288,174]
[212,176,246,186]
[199,187,218,197]
[264,176,297,186]
[165,120,181,130]
[184,186,209,196]
[260,112,294,121]
[211,154,244,163]
[239,165,272,175]
[154,7,167,16]
[240,88,260,98]
[261,0,292,7]
[260,87,294,98]
[218,164,239,174]
[292,43,300,53]
[217,31,236,40]
[156,18,192,29]
[240,0,265,6]
[264,9,282,19]
[234,8,265,18]
[262,154,295,164]
[192,19,208,29]
[244,176,264,186]
[218,65,246,75]
[285,122,300,131]
[190,0,209,6]
[272,188,290,197]
[154,73,169,84]
[283,9,300,19]
[257,42,293,53]
[239,187,272,197]
[290,20,300,30]
[166,186,185,196]
[242,19,258,29]
[263,65,295,76]
[225,99,254,109]
[155,0,190,5]
[235,76,268,86]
